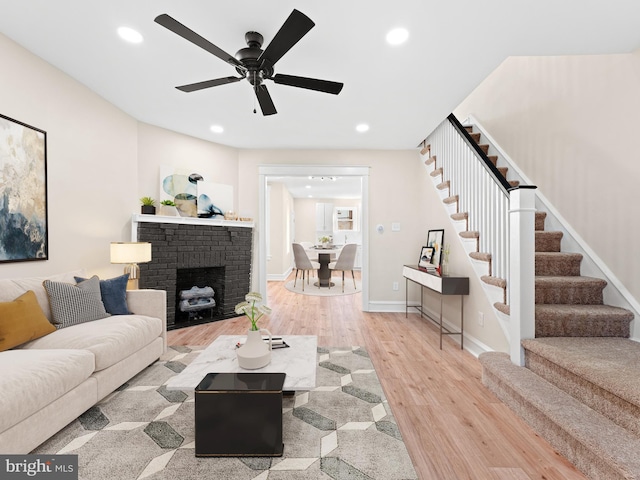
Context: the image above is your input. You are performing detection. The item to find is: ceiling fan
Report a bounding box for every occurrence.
[154,9,344,116]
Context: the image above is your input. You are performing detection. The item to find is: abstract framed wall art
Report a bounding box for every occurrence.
[418,246,434,269]
[426,229,445,268]
[0,114,48,263]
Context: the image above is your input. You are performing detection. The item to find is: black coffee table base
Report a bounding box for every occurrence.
[195,372,286,457]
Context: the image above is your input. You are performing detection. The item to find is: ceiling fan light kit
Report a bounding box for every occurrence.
[154,9,344,116]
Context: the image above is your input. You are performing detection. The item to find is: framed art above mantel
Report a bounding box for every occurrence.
[0,114,48,263]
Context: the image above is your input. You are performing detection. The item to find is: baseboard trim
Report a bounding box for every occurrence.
[267,267,293,282]
[366,301,406,312]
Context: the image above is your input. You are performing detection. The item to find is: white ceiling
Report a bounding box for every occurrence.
[1,0,639,153]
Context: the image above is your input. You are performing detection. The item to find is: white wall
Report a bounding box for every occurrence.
[137,122,239,206]
[455,52,640,302]
[0,33,138,280]
[267,182,294,277]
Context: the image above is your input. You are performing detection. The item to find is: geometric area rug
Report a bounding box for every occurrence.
[32,346,418,480]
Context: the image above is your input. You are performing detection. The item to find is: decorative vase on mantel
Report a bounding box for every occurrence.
[159,205,179,216]
[236,328,272,369]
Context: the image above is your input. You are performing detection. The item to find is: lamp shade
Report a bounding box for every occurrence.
[110,242,152,264]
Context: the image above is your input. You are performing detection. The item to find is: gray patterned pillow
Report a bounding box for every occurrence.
[43,275,110,328]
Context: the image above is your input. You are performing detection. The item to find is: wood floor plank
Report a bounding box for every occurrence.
[167,273,587,480]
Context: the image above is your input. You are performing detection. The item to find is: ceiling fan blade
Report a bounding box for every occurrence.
[258,9,315,67]
[272,74,344,95]
[176,76,243,92]
[154,14,245,71]
[255,85,277,116]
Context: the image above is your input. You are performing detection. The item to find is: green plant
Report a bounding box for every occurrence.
[140,196,156,206]
[160,199,176,206]
[319,235,331,243]
[234,292,272,331]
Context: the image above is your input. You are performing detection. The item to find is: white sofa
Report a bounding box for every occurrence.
[0,271,167,454]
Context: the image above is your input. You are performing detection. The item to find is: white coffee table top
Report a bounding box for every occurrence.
[166,335,318,391]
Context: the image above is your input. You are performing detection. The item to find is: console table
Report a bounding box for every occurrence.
[403,265,469,349]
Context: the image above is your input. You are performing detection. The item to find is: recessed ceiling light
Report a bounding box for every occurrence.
[117,26,144,44]
[305,185,311,189]
[386,27,409,45]
[356,123,370,133]
[210,125,224,134]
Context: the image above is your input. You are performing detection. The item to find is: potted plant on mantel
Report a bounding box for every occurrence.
[140,196,156,215]
[159,199,179,217]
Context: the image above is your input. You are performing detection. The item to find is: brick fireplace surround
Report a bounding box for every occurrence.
[132,215,253,330]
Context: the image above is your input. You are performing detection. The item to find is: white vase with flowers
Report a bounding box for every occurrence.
[234,292,273,369]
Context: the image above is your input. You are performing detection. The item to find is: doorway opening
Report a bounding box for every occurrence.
[258,165,370,310]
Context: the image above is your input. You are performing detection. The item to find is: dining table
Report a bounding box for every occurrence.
[305,245,344,287]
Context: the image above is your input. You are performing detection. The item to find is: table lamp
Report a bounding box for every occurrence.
[110,242,152,290]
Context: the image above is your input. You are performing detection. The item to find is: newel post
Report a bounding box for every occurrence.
[508,186,537,366]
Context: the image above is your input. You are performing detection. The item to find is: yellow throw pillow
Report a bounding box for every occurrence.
[0,290,56,352]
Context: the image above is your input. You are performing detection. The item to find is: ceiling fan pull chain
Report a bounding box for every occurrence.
[253,72,258,114]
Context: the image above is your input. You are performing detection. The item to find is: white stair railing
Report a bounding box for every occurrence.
[424,114,536,365]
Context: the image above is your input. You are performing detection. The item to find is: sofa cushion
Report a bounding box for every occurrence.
[0,270,86,322]
[0,291,56,352]
[0,349,95,434]
[43,275,110,328]
[19,314,163,371]
[75,274,130,315]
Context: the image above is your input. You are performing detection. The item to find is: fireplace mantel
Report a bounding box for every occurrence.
[130,214,253,240]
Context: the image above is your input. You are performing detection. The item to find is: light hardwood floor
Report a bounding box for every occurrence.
[167,272,587,480]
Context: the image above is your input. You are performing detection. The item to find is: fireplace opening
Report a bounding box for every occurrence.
[175,267,225,327]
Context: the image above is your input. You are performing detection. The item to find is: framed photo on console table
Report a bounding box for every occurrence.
[0,114,48,263]
[418,246,434,269]
[426,229,445,268]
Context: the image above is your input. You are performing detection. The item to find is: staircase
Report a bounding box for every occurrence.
[426,122,640,479]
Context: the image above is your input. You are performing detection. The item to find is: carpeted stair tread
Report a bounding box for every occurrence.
[420,143,430,155]
[509,180,520,188]
[497,167,508,177]
[478,144,489,154]
[536,252,583,276]
[522,338,640,408]
[459,230,479,239]
[535,231,563,252]
[450,212,468,221]
[469,251,491,262]
[535,276,606,305]
[535,304,633,337]
[436,180,450,190]
[487,155,498,166]
[523,338,640,438]
[494,302,509,315]
[430,167,443,178]
[535,211,547,231]
[481,275,507,289]
[424,155,437,166]
[443,195,458,205]
[469,132,481,143]
[480,351,640,480]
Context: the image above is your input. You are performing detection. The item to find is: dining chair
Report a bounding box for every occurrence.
[292,243,320,291]
[299,241,318,261]
[328,243,358,292]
